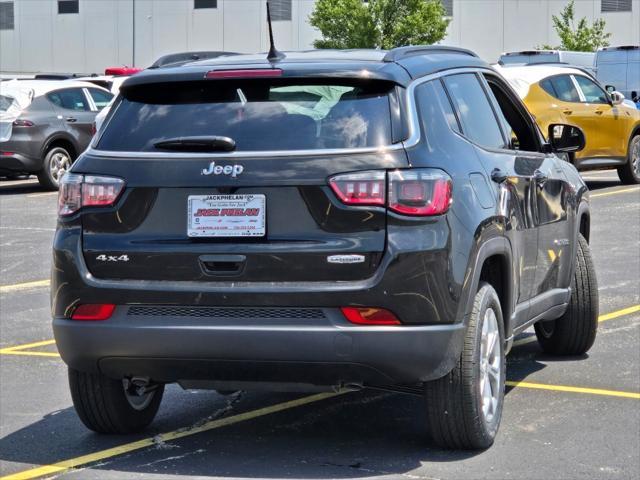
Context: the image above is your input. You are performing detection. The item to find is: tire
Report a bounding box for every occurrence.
[68,368,164,434]
[37,146,73,190]
[534,234,598,355]
[617,134,640,185]
[424,282,505,449]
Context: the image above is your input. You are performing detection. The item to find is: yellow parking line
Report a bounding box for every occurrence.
[512,304,640,348]
[591,186,640,198]
[506,380,640,399]
[598,305,640,322]
[0,392,340,480]
[0,279,50,294]
[0,351,60,358]
[0,339,56,352]
[0,340,58,357]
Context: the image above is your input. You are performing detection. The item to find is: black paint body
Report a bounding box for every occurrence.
[52,49,589,390]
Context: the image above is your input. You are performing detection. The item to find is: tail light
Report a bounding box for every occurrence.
[328,168,452,216]
[72,304,116,321]
[58,174,125,216]
[388,169,452,216]
[12,119,34,127]
[341,307,401,325]
[329,171,385,206]
[90,121,97,136]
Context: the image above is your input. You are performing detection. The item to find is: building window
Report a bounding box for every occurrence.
[58,0,79,14]
[0,2,14,30]
[442,0,453,16]
[268,0,291,21]
[194,0,217,9]
[601,0,632,12]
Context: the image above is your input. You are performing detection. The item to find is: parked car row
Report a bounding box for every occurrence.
[1,47,638,190]
[0,80,114,189]
[499,45,640,106]
[497,64,640,184]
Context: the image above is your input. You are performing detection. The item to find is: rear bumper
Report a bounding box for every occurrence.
[0,151,41,173]
[53,306,465,387]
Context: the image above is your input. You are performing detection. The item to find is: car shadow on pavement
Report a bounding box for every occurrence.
[0,348,563,480]
[0,177,45,196]
[583,179,624,192]
[0,383,505,478]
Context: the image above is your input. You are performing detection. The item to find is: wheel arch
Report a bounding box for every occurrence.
[41,134,79,163]
[463,236,514,342]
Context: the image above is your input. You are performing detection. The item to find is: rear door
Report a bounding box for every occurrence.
[482,73,572,303]
[82,77,408,283]
[47,87,95,151]
[442,72,539,305]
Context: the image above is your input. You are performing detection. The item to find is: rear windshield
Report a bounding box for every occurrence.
[97,80,394,152]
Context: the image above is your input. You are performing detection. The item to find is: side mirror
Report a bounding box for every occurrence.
[547,124,585,153]
[605,85,616,93]
[610,91,625,106]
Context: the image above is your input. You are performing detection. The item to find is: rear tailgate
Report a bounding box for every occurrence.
[79,76,409,283]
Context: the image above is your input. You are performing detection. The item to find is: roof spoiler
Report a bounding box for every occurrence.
[383,45,478,62]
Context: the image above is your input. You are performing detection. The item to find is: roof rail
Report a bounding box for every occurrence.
[383,45,478,62]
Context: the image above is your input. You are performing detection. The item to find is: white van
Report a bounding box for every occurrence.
[595,46,640,104]
[499,50,596,75]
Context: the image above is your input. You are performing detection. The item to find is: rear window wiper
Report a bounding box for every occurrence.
[153,136,236,152]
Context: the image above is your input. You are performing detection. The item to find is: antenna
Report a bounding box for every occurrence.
[266,2,285,62]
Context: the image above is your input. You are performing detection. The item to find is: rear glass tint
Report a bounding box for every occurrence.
[97,80,394,152]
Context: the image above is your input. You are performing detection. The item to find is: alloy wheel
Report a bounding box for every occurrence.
[480,307,501,424]
[49,151,71,183]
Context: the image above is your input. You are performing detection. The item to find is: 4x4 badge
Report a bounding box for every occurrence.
[201,161,244,178]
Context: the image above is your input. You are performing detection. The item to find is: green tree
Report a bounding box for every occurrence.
[540,0,611,52]
[309,0,450,50]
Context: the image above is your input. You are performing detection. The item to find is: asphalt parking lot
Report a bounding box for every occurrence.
[0,172,638,480]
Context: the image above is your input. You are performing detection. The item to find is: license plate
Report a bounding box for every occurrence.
[187,194,266,237]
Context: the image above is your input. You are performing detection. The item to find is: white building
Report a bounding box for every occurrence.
[0,0,638,74]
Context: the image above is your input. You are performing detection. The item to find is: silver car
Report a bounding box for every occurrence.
[0,80,112,189]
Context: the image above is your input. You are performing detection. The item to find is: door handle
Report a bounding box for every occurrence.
[65,117,77,123]
[533,169,548,187]
[490,168,508,184]
[595,110,604,115]
[562,110,572,115]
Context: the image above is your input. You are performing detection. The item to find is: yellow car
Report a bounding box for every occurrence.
[498,65,640,184]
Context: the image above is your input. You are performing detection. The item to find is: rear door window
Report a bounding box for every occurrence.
[47,88,91,111]
[97,80,393,152]
[442,73,506,150]
[540,75,581,103]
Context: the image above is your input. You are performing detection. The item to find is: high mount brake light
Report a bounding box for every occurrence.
[58,174,125,216]
[341,307,401,325]
[206,69,283,79]
[72,304,116,321]
[328,169,452,216]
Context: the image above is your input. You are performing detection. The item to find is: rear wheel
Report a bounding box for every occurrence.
[424,282,505,449]
[617,134,640,184]
[534,234,598,355]
[37,146,73,190]
[68,368,164,434]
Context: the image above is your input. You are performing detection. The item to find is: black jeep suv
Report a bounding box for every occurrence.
[52,47,598,449]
